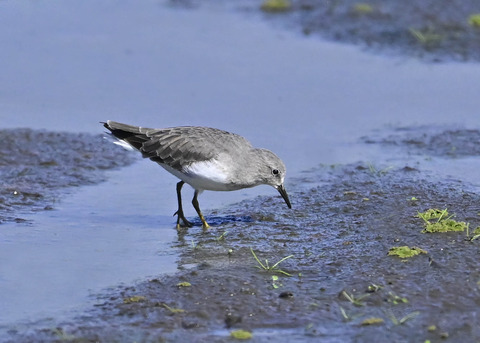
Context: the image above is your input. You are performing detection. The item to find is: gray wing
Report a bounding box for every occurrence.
[104,121,252,171]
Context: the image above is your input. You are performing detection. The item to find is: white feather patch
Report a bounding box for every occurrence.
[113,140,135,151]
[187,160,226,178]
[161,160,235,191]
[103,136,135,151]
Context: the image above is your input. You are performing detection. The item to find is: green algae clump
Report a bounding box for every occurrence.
[361,317,384,325]
[176,281,192,288]
[417,208,446,221]
[417,208,468,233]
[260,0,291,13]
[161,303,185,314]
[230,329,253,340]
[123,295,146,304]
[423,219,468,233]
[388,246,427,258]
[351,3,374,16]
[468,14,480,27]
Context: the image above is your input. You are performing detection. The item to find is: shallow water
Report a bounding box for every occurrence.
[0,161,178,325]
[1,0,480,340]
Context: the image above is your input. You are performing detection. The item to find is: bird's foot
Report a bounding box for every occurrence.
[199,216,210,230]
[202,221,210,230]
[173,210,193,229]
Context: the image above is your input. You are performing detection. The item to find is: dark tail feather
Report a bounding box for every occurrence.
[103,120,153,151]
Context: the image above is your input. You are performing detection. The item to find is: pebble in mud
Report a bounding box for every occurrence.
[279,291,294,298]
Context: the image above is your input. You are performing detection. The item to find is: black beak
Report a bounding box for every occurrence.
[277,184,292,209]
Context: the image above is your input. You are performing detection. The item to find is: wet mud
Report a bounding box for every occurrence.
[362,126,480,158]
[7,127,480,342]
[172,0,480,62]
[0,129,136,224]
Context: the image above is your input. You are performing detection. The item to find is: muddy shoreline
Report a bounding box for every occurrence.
[172,0,480,62]
[5,127,480,342]
[0,129,136,224]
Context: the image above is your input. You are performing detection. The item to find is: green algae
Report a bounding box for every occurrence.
[388,246,427,258]
[123,295,146,304]
[161,303,186,314]
[417,208,448,221]
[468,13,480,27]
[360,317,384,325]
[351,3,374,16]
[260,0,291,13]
[176,281,192,288]
[422,219,468,233]
[230,329,253,340]
[417,209,468,233]
[387,292,409,305]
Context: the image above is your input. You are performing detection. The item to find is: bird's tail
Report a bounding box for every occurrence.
[102,120,153,151]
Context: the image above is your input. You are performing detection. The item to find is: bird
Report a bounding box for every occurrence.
[103,120,291,229]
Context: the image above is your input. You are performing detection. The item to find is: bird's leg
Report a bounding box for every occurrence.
[192,190,210,229]
[174,181,193,229]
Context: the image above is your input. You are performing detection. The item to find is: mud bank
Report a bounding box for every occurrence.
[7,127,480,342]
[172,0,480,62]
[0,129,135,224]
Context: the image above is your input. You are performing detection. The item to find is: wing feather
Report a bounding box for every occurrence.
[104,121,252,171]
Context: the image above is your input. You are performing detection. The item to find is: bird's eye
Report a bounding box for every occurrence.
[272,169,279,175]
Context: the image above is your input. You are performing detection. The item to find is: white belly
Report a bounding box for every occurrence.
[161,160,234,191]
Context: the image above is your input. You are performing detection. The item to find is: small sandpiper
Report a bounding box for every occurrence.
[103,120,291,229]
